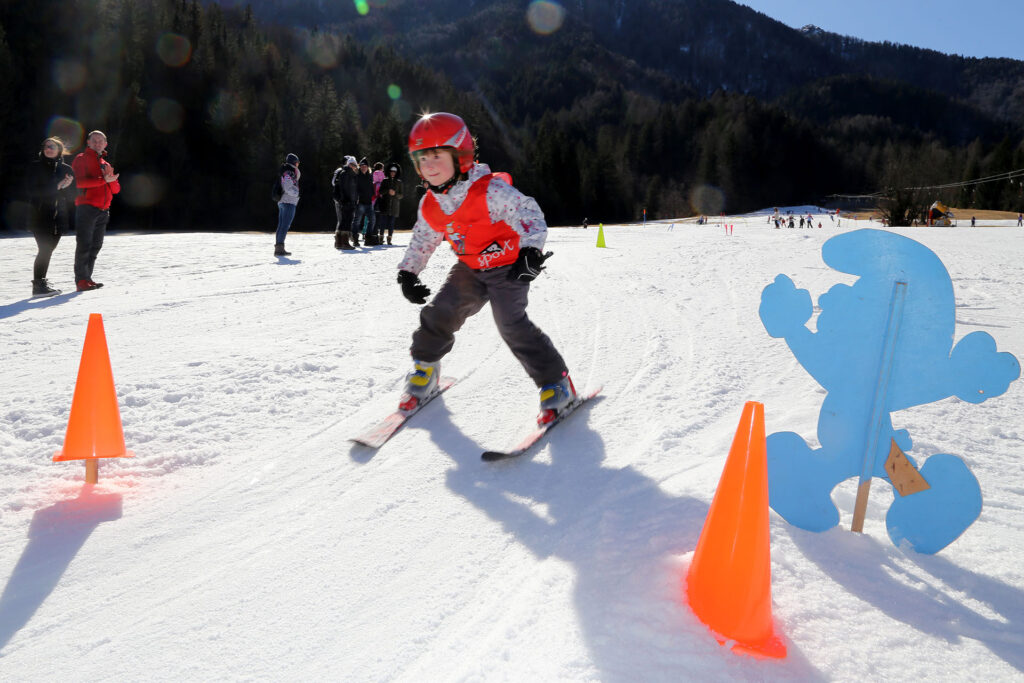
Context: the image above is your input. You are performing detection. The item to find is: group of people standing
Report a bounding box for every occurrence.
[330,156,404,250]
[769,209,830,229]
[26,130,120,297]
[269,152,404,255]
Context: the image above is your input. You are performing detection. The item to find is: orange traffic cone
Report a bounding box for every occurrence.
[686,401,785,658]
[54,314,134,481]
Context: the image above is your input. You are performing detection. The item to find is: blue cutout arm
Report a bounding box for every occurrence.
[760,275,830,384]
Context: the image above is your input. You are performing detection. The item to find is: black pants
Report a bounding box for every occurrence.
[378,213,396,238]
[74,204,109,282]
[334,200,354,234]
[411,261,567,387]
[32,229,61,281]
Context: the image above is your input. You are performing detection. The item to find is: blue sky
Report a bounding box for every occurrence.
[735,0,1023,61]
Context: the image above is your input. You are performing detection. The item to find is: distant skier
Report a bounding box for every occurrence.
[395,112,575,425]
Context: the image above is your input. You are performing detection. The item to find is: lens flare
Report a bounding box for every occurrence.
[354,0,369,16]
[46,117,84,152]
[526,0,565,35]
[121,173,167,208]
[150,98,184,133]
[689,184,725,217]
[53,60,87,94]
[157,33,192,67]
[387,84,402,100]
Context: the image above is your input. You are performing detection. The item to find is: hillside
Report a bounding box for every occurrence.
[235,0,1024,125]
[2,0,1023,232]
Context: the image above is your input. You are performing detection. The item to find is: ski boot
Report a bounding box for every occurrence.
[399,360,440,412]
[537,374,576,425]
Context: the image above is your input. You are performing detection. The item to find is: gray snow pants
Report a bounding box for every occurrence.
[74,204,109,282]
[411,261,568,387]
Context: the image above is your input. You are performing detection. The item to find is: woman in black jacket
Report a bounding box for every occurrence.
[26,137,74,296]
[377,163,404,244]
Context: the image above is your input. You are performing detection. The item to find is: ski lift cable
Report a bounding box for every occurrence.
[829,167,1024,199]
[905,167,1024,191]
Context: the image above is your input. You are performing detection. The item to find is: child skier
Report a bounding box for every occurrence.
[395,112,575,425]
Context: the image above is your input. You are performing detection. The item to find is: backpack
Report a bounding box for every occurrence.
[271,175,283,203]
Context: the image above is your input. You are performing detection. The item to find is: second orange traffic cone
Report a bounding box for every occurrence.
[54,314,134,473]
[685,401,786,658]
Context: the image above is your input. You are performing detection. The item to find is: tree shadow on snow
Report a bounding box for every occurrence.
[426,404,822,681]
[791,527,1024,673]
[0,485,123,653]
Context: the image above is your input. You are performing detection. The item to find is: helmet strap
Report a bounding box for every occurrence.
[428,174,461,194]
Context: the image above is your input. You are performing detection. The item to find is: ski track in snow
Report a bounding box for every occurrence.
[1,218,1023,680]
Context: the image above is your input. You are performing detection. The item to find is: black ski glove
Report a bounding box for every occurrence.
[397,270,431,304]
[508,247,553,282]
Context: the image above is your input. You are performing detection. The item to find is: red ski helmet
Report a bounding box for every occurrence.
[408,112,475,175]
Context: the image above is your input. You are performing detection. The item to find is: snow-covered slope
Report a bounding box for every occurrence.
[1,218,1022,680]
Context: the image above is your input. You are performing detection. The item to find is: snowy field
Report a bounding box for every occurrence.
[1,216,1022,681]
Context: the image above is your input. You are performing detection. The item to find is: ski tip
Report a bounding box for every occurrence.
[481,450,519,462]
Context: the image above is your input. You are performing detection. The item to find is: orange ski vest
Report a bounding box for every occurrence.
[420,174,520,270]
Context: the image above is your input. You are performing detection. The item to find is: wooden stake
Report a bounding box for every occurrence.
[85,459,98,484]
[852,281,907,534]
[851,480,872,533]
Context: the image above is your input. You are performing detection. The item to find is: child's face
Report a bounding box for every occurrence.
[417,148,456,186]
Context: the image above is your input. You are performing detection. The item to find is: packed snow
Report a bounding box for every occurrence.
[1,214,1022,681]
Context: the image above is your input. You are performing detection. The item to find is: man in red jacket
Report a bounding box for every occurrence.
[72,130,120,291]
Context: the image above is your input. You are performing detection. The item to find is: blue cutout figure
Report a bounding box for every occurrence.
[759,229,1019,553]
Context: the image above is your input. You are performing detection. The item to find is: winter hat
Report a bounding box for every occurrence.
[388,164,400,173]
[359,157,369,167]
[285,153,299,164]
[344,155,357,167]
